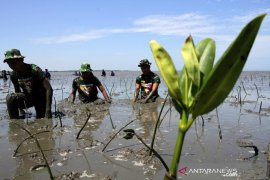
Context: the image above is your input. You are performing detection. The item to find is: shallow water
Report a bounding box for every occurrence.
[0,71,270,180]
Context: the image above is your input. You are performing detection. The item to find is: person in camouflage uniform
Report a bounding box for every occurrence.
[3,49,53,119]
[134,59,160,103]
[70,63,111,103]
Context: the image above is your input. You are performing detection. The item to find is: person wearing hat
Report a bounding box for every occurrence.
[70,63,111,103]
[134,59,160,103]
[3,49,53,119]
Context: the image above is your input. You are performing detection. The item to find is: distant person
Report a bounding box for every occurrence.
[44,69,51,80]
[110,71,115,76]
[2,70,8,81]
[3,49,53,119]
[133,59,160,103]
[70,63,111,103]
[74,71,80,76]
[101,69,106,77]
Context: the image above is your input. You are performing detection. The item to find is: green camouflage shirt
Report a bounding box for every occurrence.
[10,63,46,101]
[72,75,101,103]
[136,72,160,99]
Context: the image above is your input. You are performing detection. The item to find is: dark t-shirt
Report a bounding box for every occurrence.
[72,75,101,103]
[10,63,46,102]
[136,72,160,99]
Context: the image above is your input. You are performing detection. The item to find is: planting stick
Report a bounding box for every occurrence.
[133,132,169,172]
[102,119,136,152]
[241,80,248,95]
[259,101,262,114]
[58,114,63,128]
[215,108,222,140]
[13,130,50,157]
[150,93,168,155]
[108,109,116,129]
[200,116,205,127]
[254,83,260,99]
[76,112,91,139]
[13,122,54,180]
[158,106,172,128]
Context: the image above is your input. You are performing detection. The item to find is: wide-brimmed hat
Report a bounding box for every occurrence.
[80,63,92,72]
[3,49,25,63]
[138,59,151,67]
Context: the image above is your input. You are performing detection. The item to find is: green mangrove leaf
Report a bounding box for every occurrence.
[171,98,183,114]
[178,69,188,107]
[181,36,200,89]
[150,40,180,101]
[192,14,266,117]
[196,38,216,82]
[178,68,194,108]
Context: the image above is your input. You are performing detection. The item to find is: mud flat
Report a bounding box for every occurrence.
[0,71,270,179]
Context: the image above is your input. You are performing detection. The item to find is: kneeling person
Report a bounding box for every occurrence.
[70,63,110,103]
[4,49,53,119]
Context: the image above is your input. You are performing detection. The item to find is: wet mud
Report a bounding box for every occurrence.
[0,71,270,180]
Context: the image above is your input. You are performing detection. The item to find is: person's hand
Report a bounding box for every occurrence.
[68,94,76,103]
[45,110,52,118]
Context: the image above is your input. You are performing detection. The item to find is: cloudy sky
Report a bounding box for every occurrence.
[0,0,269,71]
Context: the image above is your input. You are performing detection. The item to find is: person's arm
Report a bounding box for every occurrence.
[133,83,140,102]
[42,78,53,118]
[142,82,159,103]
[98,84,111,102]
[10,75,21,93]
[70,80,77,103]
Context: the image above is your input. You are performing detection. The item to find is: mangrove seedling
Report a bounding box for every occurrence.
[149,14,266,179]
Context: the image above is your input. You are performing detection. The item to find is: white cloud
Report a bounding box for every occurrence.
[35,29,113,44]
[132,13,219,36]
[33,11,269,44]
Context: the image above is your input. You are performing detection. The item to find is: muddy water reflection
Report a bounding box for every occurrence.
[134,101,159,138]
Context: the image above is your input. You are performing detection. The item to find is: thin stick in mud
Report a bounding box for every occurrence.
[13,130,50,157]
[76,112,91,139]
[102,119,136,152]
[12,122,54,180]
[150,93,168,156]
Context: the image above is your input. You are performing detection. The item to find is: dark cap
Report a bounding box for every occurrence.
[138,59,151,67]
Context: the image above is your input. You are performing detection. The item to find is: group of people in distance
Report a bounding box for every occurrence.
[3,49,160,119]
[101,69,115,77]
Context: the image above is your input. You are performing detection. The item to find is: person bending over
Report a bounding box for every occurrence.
[4,49,53,119]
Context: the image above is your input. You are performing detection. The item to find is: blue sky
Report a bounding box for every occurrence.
[0,0,269,71]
